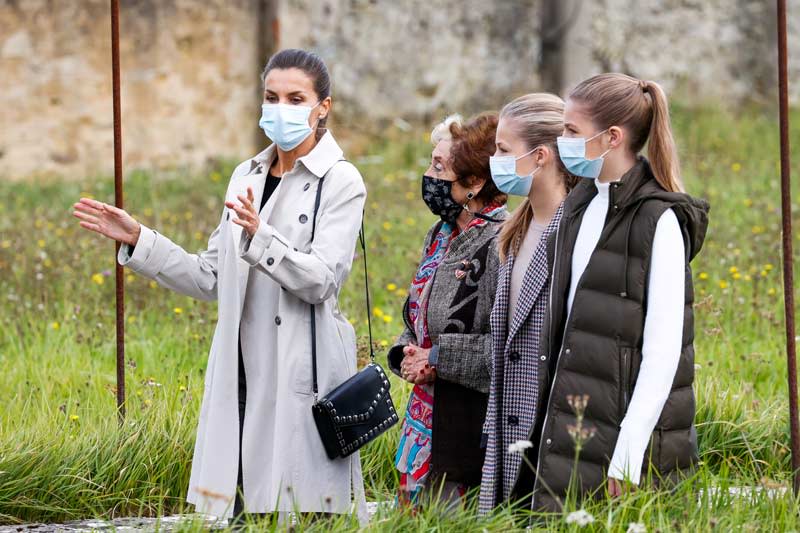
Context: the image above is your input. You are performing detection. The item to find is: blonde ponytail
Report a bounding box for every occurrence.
[644,81,683,192]
[569,73,684,193]
[498,199,534,262]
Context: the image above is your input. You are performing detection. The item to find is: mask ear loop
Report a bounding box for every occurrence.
[586,129,609,142]
[520,146,544,179]
[514,146,539,161]
[587,130,613,161]
[310,100,324,130]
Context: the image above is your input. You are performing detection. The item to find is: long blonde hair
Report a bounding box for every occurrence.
[497,93,578,262]
[569,73,684,193]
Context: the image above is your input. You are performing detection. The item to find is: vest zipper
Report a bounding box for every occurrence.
[619,345,629,422]
[532,200,590,502]
[533,217,563,500]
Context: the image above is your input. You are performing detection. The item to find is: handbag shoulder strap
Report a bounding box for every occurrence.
[309,160,374,401]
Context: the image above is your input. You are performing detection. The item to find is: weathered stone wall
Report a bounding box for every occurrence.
[280,0,800,114]
[569,0,795,104]
[0,0,268,180]
[277,0,543,124]
[1,0,798,179]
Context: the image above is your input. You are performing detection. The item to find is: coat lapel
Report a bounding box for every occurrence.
[493,252,513,348]
[506,204,564,343]
[506,238,549,342]
[226,162,268,307]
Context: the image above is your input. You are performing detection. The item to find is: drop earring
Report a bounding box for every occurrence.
[463,191,475,211]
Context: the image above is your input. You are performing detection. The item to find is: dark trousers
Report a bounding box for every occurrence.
[233,332,247,518]
[232,330,267,523]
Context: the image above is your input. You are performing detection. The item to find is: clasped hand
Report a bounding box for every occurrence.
[399,344,436,385]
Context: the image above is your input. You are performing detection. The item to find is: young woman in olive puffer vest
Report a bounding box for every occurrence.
[520,73,710,512]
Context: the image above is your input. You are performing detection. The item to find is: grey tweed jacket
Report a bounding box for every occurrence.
[388,209,507,485]
[388,211,507,392]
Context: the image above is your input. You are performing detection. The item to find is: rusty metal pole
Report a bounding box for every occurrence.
[110,0,126,422]
[777,0,798,494]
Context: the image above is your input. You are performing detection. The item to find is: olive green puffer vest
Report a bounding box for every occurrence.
[529,158,710,512]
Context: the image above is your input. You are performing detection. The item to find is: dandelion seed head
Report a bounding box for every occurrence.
[627,523,647,533]
[565,509,595,526]
[508,440,533,454]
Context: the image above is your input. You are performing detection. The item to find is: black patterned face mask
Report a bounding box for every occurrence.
[421,175,464,224]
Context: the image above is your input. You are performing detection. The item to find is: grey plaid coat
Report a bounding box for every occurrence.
[479,205,563,513]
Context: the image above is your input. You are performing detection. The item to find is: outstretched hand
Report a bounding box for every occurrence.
[72,198,141,246]
[608,477,634,498]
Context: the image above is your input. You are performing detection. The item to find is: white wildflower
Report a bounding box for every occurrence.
[508,440,533,454]
[565,509,595,526]
[627,523,647,533]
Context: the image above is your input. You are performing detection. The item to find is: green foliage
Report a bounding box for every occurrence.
[1,105,800,530]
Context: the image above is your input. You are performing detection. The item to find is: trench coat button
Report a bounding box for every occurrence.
[226,212,230,221]
[299,214,308,224]
[303,183,311,191]
[266,257,275,266]
[509,351,520,362]
[274,316,282,326]
[508,415,519,426]
[546,438,552,445]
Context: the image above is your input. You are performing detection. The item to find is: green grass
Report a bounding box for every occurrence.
[1,103,800,531]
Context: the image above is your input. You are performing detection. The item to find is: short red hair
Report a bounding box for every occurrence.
[448,112,507,206]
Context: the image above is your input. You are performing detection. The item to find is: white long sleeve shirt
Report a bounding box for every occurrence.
[566,180,685,485]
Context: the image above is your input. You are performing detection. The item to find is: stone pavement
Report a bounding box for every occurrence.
[0,502,387,532]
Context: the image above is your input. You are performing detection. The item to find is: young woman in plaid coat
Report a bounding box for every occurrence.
[479,94,579,513]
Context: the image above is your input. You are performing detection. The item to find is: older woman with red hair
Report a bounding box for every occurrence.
[387,112,508,508]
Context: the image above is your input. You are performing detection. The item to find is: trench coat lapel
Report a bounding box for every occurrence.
[226,159,269,305]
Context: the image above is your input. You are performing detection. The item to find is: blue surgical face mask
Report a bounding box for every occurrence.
[259,101,320,151]
[489,147,540,197]
[556,130,611,179]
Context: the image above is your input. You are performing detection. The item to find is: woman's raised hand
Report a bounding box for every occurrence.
[72,198,141,246]
[224,186,260,239]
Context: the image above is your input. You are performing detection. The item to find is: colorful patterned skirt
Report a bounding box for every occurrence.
[395,383,434,503]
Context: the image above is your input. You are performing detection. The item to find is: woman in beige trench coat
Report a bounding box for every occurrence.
[72,49,368,523]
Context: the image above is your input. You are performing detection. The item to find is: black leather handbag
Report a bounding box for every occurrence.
[307,173,399,460]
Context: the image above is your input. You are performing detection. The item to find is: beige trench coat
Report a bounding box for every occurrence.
[117,131,367,521]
